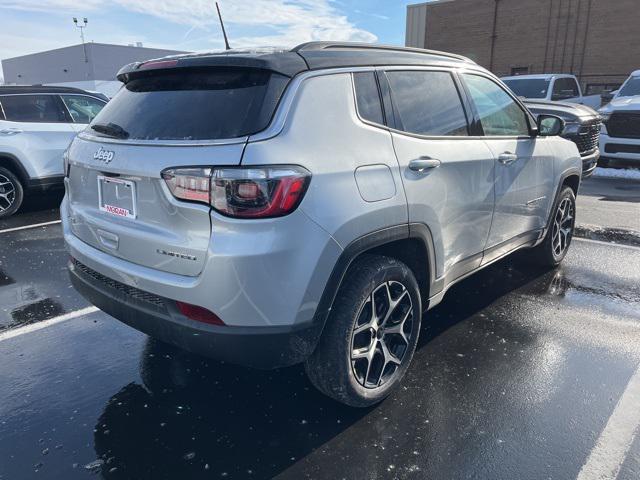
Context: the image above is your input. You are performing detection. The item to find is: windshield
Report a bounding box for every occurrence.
[89,68,288,141]
[502,78,551,99]
[618,77,640,97]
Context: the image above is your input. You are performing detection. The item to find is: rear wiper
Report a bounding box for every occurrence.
[91,122,130,139]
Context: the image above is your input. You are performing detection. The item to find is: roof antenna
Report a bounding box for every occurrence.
[215,2,231,50]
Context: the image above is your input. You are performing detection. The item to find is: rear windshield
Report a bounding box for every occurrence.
[502,78,550,99]
[89,68,289,141]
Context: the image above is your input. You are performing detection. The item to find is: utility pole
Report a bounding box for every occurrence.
[73,17,89,63]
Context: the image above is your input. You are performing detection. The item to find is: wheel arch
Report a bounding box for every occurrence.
[311,224,436,346]
[542,169,581,236]
[0,153,29,186]
[562,172,580,196]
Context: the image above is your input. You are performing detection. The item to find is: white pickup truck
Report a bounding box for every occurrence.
[502,74,601,109]
[598,70,640,165]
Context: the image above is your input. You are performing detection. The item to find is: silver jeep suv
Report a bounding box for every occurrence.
[63,43,581,407]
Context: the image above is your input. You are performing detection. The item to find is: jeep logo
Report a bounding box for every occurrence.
[94,147,115,164]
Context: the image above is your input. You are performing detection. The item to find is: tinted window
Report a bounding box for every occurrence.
[0,95,67,123]
[552,78,580,99]
[90,69,288,140]
[353,72,384,125]
[61,95,106,124]
[618,77,640,97]
[386,71,468,136]
[502,78,550,99]
[463,74,530,136]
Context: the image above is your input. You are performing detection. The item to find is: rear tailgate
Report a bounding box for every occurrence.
[64,66,290,277]
[66,138,244,276]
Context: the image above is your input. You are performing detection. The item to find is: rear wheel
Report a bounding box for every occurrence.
[532,186,576,267]
[0,167,23,218]
[305,255,422,407]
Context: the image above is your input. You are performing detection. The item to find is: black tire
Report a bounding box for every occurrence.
[532,186,576,267]
[0,167,24,218]
[305,254,422,407]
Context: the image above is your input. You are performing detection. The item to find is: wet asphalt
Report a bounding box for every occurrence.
[1,193,640,480]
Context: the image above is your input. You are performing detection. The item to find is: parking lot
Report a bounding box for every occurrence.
[0,175,639,480]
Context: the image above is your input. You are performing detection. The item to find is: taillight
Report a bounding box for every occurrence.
[162,168,211,203]
[161,166,311,219]
[63,149,70,177]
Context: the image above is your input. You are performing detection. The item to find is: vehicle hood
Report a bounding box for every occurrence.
[524,99,599,121]
[601,95,640,113]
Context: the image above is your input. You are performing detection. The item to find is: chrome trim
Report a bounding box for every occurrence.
[77,130,249,147]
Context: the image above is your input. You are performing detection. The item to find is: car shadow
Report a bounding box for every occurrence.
[91,252,556,480]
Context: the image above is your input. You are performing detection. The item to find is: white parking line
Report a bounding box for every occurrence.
[0,219,61,235]
[577,364,640,480]
[574,237,640,251]
[0,306,99,342]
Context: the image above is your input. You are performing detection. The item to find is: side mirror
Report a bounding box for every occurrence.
[537,114,565,136]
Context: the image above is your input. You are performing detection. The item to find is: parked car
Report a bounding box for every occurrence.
[600,89,619,107]
[0,86,107,217]
[525,100,601,177]
[598,70,640,166]
[63,43,581,407]
[502,74,600,109]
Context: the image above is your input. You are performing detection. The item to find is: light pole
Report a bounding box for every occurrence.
[73,17,89,63]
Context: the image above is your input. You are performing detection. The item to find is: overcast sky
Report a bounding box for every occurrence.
[0,0,421,81]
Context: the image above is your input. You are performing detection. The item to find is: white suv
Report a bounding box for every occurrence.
[599,70,640,165]
[0,86,106,217]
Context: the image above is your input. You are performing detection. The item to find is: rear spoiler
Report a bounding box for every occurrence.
[116,52,308,83]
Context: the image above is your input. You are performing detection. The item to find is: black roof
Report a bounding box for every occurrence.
[0,85,101,96]
[117,42,475,82]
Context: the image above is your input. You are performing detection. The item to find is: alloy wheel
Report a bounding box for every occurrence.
[552,197,574,258]
[0,173,16,214]
[351,280,414,389]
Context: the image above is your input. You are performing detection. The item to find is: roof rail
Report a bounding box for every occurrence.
[292,41,473,63]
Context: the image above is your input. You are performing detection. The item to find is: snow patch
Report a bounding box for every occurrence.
[592,167,640,180]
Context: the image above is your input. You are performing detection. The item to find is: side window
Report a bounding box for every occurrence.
[552,78,579,100]
[353,72,384,126]
[0,95,67,123]
[61,95,106,124]
[385,70,468,136]
[462,74,530,136]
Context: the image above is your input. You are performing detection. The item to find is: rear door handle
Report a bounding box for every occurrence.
[409,157,441,173]
[498,153,518,165]
[0,128,22,136]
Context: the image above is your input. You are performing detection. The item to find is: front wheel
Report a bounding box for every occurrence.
[532,186,576,267]
[0,167,24,218]
[305,255,422,407]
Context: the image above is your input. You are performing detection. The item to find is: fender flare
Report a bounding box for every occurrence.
[542,169,581,238]
[309,223,437,349]
[0,152,30,185]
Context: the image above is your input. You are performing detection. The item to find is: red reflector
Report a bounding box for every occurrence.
[139,59,178,70]
[176,301,225,326]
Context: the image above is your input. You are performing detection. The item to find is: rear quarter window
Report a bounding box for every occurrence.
[90,68,289,141]
[353,72,385,126]
[0,95,68,123]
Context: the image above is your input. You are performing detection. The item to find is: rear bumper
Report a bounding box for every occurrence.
[580,149,599,178]
[600,133,640,162]
[69,258,323,369]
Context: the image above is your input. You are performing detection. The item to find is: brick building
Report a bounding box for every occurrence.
[405,0,640,95]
